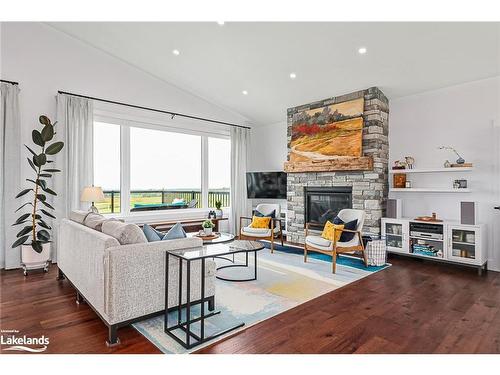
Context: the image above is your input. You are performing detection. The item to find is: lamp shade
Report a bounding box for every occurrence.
[81,186,105,203]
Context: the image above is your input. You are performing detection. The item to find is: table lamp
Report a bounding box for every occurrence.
[81,186,105,213]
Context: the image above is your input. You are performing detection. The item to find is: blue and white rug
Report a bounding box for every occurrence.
[133,243,389,353]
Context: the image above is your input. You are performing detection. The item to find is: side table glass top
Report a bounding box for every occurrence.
[168,240,264,260]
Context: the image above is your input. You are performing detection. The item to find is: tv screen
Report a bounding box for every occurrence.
[246,172,287,199]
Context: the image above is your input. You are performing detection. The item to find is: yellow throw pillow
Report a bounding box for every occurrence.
[249,216,272,229]
[321,221,344,242]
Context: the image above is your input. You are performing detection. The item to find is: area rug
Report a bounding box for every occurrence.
[132,244,390,353]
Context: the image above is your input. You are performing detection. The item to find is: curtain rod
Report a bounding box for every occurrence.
[1,79,19,85]
[57,90,250,130]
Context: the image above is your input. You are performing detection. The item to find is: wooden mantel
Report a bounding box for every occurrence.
[283,156,373,173]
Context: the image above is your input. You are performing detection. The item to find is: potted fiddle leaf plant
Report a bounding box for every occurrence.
[12,115,64,276]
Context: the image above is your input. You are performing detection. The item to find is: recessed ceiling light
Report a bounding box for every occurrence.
[217,21,225,26]
[172,49,180,56]
[242,90,248,95]
[358,47,367,54]
[289,72,297,79]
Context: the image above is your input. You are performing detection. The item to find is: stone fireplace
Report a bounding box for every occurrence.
[286,87,389,243]
[304,187,352,229]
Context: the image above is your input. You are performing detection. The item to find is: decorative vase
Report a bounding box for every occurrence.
[215,209,223,218]
[204,227,213,236]
[21,243,51,276]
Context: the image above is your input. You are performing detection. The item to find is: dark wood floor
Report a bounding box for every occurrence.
[1,255,499,354]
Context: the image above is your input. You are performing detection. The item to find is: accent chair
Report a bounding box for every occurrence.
[239,203,284,252]
[304,208,367,273]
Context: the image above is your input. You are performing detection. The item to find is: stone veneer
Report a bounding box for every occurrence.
[286,87,389,243]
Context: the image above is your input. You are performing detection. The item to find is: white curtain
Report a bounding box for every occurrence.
[52,93,93,261]
[0,82,22,269]
[229,126,250,234]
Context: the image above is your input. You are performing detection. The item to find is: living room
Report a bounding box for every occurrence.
[1,0,500,372]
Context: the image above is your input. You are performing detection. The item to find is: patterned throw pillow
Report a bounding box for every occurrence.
[249,216,272,229]
[321,221,344,243]
[254,209,276,228]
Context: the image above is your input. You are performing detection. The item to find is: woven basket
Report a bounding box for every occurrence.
[366,239,387,266]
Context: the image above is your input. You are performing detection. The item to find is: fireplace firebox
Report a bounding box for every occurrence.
[304,187,352,229]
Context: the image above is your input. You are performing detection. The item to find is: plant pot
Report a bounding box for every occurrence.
[21,243,51,275]
[203,227,213,236]
[215,209,223,218]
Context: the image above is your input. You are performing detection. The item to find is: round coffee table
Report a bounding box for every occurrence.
[187,232,235,245]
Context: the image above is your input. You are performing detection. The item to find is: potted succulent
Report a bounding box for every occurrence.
[214,200,223,218]
[202,219,215,236]
[12,115,64,276]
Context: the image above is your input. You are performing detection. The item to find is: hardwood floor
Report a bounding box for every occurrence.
[1,255,499,354]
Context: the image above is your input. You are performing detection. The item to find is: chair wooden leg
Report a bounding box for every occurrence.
[280,230,284,246]
[304,245,308,263]
[362,249,368,267]
[332,250,337,274]
[270,236,274,253]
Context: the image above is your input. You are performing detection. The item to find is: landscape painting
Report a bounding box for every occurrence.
[290,98,364,162]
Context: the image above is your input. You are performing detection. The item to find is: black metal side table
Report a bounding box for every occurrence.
[164,241,264,349]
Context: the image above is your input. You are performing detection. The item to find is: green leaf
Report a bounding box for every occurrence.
[14,213,30,224]
[40,200,54,210]
[32,130,45,147]
[26,179,37,185]
[36,194,46,202]
[37,179,47,190]
[35,153,47,166]
[33,214,41,220]
[43,168,61,173]
[37,229,50,241]
[43,187,57,196]
[39,173,52,178]
[41,209,56,219]
[39,115,51,126]
[13,220,28,226]
[25,144,37,157]
[45,141,64,155]
[38,220,52,230]
[15,188,32,198]
[12,235,30,248]
[15,202,33,212]
[31,241,43,253]
[27,157,37,172]
[41,124,54,142]
[17,226,33,238]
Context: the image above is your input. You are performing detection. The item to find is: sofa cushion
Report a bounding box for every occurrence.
[143,224,164,242]
[162,222,187,240]
[69,210,90,224]
[84,212,107,231]
[241,226,271,237]
[102,221,147,245]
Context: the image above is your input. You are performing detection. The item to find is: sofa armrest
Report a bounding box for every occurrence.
[103,237,206,323]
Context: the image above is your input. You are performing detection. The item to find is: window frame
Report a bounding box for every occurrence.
[93,113,231,219]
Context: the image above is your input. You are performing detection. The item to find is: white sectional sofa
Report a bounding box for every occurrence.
[57,213,216,345]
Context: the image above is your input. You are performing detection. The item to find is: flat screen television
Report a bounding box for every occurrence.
[246,172,287,199]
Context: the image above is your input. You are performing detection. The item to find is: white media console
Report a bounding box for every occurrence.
[381,217,486,275]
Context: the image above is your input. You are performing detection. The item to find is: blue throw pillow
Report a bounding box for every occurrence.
[162,222,187,240]
[333,216,358,242]
[143,224,164,242]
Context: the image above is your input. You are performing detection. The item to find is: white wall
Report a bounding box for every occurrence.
[389,76,500,271]
[249,121,287,172]
[248,121,288,213]
[0,22,248,268]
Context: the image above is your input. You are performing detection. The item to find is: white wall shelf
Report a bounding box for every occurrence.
[389,167,472,174]
[390,188,471,193]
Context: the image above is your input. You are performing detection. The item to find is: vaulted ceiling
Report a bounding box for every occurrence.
[49,22,499,125]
